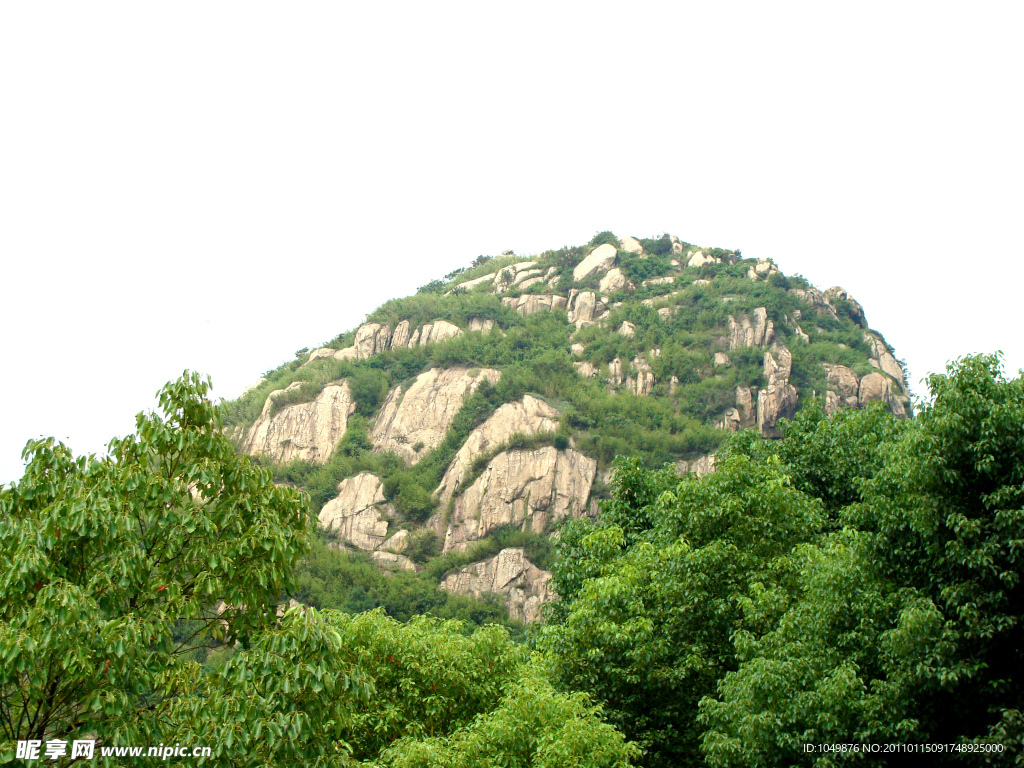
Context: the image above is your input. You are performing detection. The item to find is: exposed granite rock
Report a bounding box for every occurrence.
[467,316,495,333]
[714,352,731,367]
[618,235,644,254]
[599,268,631,294]
[570,343,585,356]
[371,551,417,572]
[391,320,412,348]
[449,273,495,293]
[657,307,673,320]
[574,361,598,379]
[566,290,608,328]
[643,276,675,287]
[573,244,617,282]
[627,355,655,396]
[863,332,908,393]
[791,288,839,321]
[825,286,868,328]
[439,548,551,623]
[717,408,741,432]
[736,385,756,427]
[617,321,636,338]
[687,251,719,268]
[678,454,717,476]
[434,395,562,508]
[441,447,596,554]
[418,320,463,346]
[380,528,410,553]
[728,308,774,350]
[757,347,798,438]
[859,372,907,417]
[501,294,568,316]
[371,367,502,465]
[242,381,356,464]
[318,472,393,550]
[608,357,625,387]
[825,364,861,414]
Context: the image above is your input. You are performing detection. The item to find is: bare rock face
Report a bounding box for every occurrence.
[736,385,756,427]
[687,251,720,268]
[678,454,717,476]
[617,321,636,338]
[418,320,463,346]
[441,447,596,554]
[566,291,608,328]
[434,395,562,508]
[573,244,618,282]
[618,235,644,254]
[574,361,598,379]
[757,347,798,438]
[467,316,495,333]
[627,355,655,396]
[355,323,392,359]
[825,286,868,328]
[859,372,907,417]
[825,364,861,414]
[728,308,775,350]
[717,408,741,432]
[599,268,631,294]
[791,288,839,321]
[318,472,393,550]
[439,548,551,623]
[449,272,496,293]
[371,551,417,572]
[608,357,625,387]
[643,276,675,287]
[863,332,908,393]
[242,381,356,464]
[371,367,502,465]
[714,352,731,367]
[501,294,567,316]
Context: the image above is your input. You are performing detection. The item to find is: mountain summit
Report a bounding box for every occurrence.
[224,231,910,622]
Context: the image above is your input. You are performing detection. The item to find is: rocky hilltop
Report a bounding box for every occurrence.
[226,232,910,623]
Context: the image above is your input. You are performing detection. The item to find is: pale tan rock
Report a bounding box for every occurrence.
[825,286,868,328]
[618,235,644,254]
[513,268,543,286]
[688,251,719,268]
[790,288,839,321]
[371,367,501,465]
[242,381,356,464]
[714,352,731,367]
[671,242,684,256]
[574,361,598,379]
[608,357,625,387]
[643,276,675,287]
[380,528,410,553]
[441,447,596,554]
[517,276,545,291]
[439,548,551,623]
[390,320,412,349]
[628,355,655,396]
[693,279,711,287]
[573,243,617,281]
[501,294,567,316]
[467,316,495,333]
[858,372,907,417]
[863,332,907,392]
[355,323,390,359]
[306,348,337,364]
[599,268,631,294]
[678,454,717,476]
[728,308,774,350]
[717,408,742,432]
[419,320,463,346]
[567,291,607,328]
[617,321,636,338]
[657,307,672,320]
[449,273,496,293]
[826,364,860,406]
[371,551,417,572]
[570,343,585,356]
[757,347,798,438]
[318,472,393,550]
[434,395,561,508]
[737,386,755,427]
[335,346,359,361]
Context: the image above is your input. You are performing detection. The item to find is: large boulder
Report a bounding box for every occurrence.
[242,381,356,464]
[598,268,631,294]
[371,367,502,465]
[728,308,774,350]
[440,447,596,554]
[439,548,551,623]
[434,395,562,507]
[318,473,393,550]
[566,291,608,328]
[501,294,567,316]
[573,243,617,282]
[859,372,907,417]
[618,235,644,254]
[757,347,798,438]
[825,286,868,328]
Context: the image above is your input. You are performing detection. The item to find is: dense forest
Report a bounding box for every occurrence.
[3,232,1019,765]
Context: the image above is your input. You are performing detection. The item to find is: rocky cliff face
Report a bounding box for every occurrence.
[371,366,502,465]
[437,446,597,554]
[230,230,914,625]
[439,548,551,623]
[241,381,356,464]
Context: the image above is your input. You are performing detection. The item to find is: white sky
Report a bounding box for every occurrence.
[2,2,1022,485]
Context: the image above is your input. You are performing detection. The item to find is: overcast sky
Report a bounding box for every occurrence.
[2,2,1021,485]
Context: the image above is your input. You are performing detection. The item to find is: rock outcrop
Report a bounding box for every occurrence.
[501,294,567,316]
[440,447,596,554]
[306,318,481,365]
[566,290,609,328]
[757,347,798,438]
[434,395,562,507]
[242,381,356,464]
[439,548,551,623]
[371,367,502,464]
[573,244,617,282]
[618,236,644,254]
[728,308,774,350]
[318,473,394,550]
[825,286,868,328]
[858,372,907,417]
[599,268,631,294]
[863,332,908,393]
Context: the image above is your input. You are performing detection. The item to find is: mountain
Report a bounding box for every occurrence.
[223,231,911,624]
